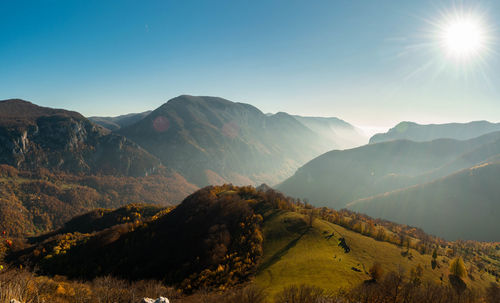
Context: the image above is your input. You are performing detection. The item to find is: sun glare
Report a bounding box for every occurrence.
[444,19,484,56]
[439,13,488,60]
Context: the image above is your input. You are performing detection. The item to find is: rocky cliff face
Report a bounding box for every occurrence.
[0,99,160,176]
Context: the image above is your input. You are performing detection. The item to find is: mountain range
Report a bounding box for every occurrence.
[111,95,366,186]
[89,111,152,131]
[0,96,367,237]
[0,95,499,302]
[278,123,500,240]
[1,96,499,242]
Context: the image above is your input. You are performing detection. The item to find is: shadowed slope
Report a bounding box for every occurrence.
[278,132,500,209]
[348,162,500,241]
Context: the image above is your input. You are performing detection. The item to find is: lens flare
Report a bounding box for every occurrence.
[153,116,169,132]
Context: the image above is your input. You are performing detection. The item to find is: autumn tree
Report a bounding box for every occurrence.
[307,209,315,227]
[449,257,467,279]
[375,228,386,241]
[449,257,467,294]
[410,264,423,286]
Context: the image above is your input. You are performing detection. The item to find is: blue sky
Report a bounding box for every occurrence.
[1,0,499,128]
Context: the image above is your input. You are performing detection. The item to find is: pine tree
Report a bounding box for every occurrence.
[431,248,438,269]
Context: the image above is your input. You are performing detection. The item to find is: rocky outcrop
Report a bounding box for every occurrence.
[0,99,160,176]
[141,297,169,303]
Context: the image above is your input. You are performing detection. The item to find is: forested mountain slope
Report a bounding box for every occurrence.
[0,165,196,237]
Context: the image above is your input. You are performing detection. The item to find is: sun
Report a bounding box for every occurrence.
[439,14,487,60]
[444,19,484,56]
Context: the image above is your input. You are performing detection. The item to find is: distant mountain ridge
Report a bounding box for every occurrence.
[278,128,500,240]
[278,132,500,207]
[0,99,160,176]
[116,95,367,186]
[292,115,367,150]
[370,120,500,144]
[89,111,152,131]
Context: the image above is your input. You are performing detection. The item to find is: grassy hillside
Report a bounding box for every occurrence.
[348,162,500,241]
[254,209,497,297]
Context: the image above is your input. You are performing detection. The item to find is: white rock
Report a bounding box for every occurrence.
[140,297,169,303]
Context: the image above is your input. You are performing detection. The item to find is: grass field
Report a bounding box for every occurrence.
[254,210,497,297]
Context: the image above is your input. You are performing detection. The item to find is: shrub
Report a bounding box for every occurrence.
[274,284,336,303]
[486,283,500,303]
[368,262,384,282]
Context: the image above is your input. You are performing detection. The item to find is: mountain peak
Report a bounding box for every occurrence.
[163,95,262,112]
[166,95,235,106]
[0,98,33,104]
[0,98,84,121]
